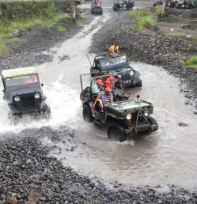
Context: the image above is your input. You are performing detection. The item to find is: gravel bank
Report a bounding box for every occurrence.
[90,12,197,111]
[1,127,197,203]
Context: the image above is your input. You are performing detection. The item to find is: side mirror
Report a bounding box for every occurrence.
[41,83,44,87]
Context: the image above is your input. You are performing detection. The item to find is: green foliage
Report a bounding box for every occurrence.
[0,41,9,57]
[57,25,67,33]
[0,1,64,56]
[0,1,59,20]
[185,56,197,69]
[129,10,157,31]
[154,5,166,17]
[0,1,76,57]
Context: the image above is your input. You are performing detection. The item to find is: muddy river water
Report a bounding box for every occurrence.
[0,1,197,190]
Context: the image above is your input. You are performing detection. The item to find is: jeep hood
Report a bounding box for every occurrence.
[6,85,41,101]
[106,100,153,117]
[101,63,131,71]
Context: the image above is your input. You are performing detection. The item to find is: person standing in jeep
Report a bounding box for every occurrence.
[108,41,120,57]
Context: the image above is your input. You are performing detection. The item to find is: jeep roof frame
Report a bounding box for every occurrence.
[1,67,38,79]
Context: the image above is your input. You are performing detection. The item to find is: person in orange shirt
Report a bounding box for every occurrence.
[108,41,120,57]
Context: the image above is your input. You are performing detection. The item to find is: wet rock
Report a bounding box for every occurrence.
[58,55,70,62]
[178,122,189,127]
[185,93,192,99]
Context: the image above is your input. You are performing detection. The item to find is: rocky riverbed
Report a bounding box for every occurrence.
[1,128,197,203]
[91,11,197,112]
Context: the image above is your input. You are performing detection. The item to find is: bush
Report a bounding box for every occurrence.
[129,10,157,31]
[0,1,59,20]
[185,56,197,69]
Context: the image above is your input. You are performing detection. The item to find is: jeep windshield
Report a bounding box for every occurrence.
[99,55,129,71]
[5,74,39,88]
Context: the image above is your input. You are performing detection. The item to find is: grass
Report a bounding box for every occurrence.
[0,41,9,57]
[129,10,157,32]
[185,56,197,69]
[57,25,67,33]
[0,14,72,57]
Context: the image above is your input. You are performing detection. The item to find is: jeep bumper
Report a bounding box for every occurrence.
[122,77,142,88]
[9,102,48,115]
[91,7,103,15]
[124,123,158,135]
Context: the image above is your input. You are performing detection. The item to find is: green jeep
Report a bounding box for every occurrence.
[80,73,158,141]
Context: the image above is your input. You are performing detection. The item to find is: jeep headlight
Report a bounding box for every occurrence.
[126,113,132,120]
[14,96,20,102]
[34,93,41,99]
[130,70,134,76]
[144,111,149,117]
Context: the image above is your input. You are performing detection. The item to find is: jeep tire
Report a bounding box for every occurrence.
[107,124,127,142]
[83,104,94,122]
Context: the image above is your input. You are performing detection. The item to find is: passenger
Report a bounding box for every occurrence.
[93,79,104,112]
[96,79,104,91]
[105,74,115,91]
[108,41,120,57]
[94,96,104,112]
[101,87,113,106]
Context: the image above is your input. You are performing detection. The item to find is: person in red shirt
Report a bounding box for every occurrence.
[105,74,115,92]
[96,79,104,91]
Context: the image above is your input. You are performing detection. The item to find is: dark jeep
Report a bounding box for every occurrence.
[91,0,103,15]
[80,73,158,142]
[113,0,135,11]
[166,0,197,8]
[1,67,50,117]
[90,54,142,88]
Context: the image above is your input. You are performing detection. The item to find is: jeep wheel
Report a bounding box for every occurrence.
[83,104,93,122]
[148,116,159,131]
[41,104,51,118]
[107,125,127,142]
[8,112,20,124]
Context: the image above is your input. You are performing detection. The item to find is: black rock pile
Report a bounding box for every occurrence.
[0,127,197,203]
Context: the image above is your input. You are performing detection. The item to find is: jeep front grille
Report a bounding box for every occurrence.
[19,93,36,107]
